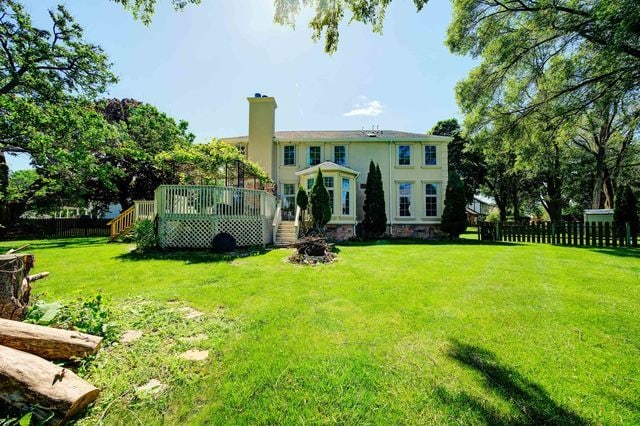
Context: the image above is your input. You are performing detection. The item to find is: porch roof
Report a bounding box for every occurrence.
[295,161,360,177]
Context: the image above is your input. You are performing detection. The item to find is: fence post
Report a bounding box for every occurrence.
[495,222,501,241]
[626,222,631,247]
[551,222,556,244]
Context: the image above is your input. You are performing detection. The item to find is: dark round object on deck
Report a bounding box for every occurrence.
[212,233,237,253]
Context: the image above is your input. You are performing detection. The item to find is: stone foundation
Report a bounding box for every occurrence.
[389,224,439,239]
[325,224,355,241]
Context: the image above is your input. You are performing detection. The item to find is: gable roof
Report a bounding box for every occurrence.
[221,130,451,143]
[295,161,361,177]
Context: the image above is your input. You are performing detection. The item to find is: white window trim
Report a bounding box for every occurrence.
[333,145,348,165]
[421,180,443,219]
[283,145,297,167]
[396,181,415,219]
[422,144,438,167]
[307,145,322,166]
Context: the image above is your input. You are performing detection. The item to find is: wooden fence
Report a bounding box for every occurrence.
[478,221,638,248]
[1,218,111,240]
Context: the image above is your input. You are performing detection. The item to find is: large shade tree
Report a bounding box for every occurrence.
[0,0,116,223]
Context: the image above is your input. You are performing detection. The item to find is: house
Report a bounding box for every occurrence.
[466,195,495,225]
[222,94,451,241]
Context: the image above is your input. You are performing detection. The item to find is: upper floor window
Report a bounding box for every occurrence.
[237,144,246,157]
[398,145,411,165]
[425,183,438,216]
[398,183,412,217]
[307,146,321,166]
[424,145,437,165]
[283,145,296,166]
[334,145,347,165]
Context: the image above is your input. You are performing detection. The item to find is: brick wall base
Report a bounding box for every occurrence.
[389,224,439,239]
[325,224,355,241]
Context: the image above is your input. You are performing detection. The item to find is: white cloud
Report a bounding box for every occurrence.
[343,99,384,117]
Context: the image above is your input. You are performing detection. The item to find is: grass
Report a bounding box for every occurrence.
[1,234,639,424]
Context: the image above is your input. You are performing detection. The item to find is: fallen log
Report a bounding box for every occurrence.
[0,318,103,360]
[0,344,99,423]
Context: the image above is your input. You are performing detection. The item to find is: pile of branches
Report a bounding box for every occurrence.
[288,236,337,265]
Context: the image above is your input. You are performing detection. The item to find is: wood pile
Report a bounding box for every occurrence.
[0,247,102,424]
[289,236,337,265]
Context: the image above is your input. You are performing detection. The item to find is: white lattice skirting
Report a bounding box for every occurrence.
[158,217,271,249]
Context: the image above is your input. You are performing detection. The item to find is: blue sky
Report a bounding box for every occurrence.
[11,0,476,170]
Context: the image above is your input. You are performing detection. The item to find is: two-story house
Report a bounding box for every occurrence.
[223,94,451,241]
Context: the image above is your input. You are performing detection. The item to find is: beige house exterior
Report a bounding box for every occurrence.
[223,95,451,241]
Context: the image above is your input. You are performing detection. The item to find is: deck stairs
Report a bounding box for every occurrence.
[275,221,297,247]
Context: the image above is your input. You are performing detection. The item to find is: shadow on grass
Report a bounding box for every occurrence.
[445,340,586,425]
[337,238,523,248]
[586,247,640,258]
[0,237,109,251]
[114,247,271,264]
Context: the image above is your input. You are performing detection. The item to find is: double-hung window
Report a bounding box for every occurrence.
[424,145,437,165]
[425,183,438,217]
[341,178,350,215]
[398,145,411,165]
[324,177,334,214]
[283,145,296,166]
[398,183,412,217]
[307,178,315,191]
[334,145,347,165]
[308,146,321,166]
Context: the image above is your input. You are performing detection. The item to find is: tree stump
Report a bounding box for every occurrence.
[0,254,34,320]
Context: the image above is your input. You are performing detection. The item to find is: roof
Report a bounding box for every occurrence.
[221,130,452,143]
[295,161,360,177]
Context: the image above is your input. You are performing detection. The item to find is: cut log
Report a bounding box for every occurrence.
[0,344,99,423]
[0,253,34,320]
[0,318,102,360]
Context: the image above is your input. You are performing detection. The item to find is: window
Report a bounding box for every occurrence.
[237,144,246,157]
[424,145,437,165]
[425,183,438,216]
[308,146,321,165]
[283,145,296,166]
[342,178,350,215]
[334,145,347,165]
[282,183,295,213]
[324,177,334,214]
[398,145,411,165]
[307,178,315,191]
[398,183,412,217]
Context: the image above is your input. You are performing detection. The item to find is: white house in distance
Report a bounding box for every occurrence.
[223,94,451,241]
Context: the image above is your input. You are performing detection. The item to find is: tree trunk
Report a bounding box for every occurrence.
[0,344,99,423]
[0,318,102,360]
[0,254,34,320]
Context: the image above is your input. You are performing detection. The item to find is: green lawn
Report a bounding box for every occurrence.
[2,236,639,424]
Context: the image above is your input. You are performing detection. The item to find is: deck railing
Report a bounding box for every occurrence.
[294,205,301,240]
[134,200,156,221]
[107,206,135,239]
[155,185,277,219]
[272,200,282,243]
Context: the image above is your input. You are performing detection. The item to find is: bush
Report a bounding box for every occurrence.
[134,219,156,250]
[362,161,387,237]
[310,169,332,231]
[441,172,467,238]
[26,295,119,344]
[485,207,501,223]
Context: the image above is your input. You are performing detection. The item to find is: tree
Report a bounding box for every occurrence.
[112,0,202,24]
[440,172,467,238]
[430,118,485,202]
[92,99,195,209]
[0,1,116,222]
[362,161,387,237]
[614,185,639,240]
[309,169,331,231]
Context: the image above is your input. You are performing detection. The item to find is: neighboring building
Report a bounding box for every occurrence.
[222,95,451,240]
[584,209,614,224]
[466,195,495,225]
